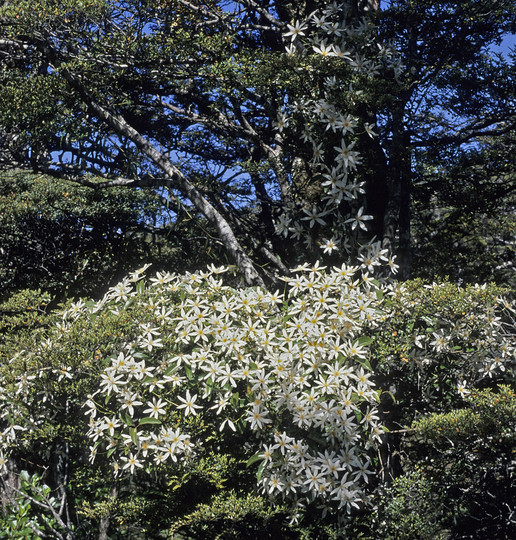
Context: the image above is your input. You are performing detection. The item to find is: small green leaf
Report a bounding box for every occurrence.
[163,365,177,377]
[136,280,145,294]
[139,417,161,425]
[184,364,193,380]
[129,427,138,444]
[256,460,265,483]
[246,452,264,468]
[307,431,326,446]
[357,357,372,370]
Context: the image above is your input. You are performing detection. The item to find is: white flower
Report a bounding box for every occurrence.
[304,466,327,491]
[387,257,399,274]
[0,452,7,472]
[274,113,289,131]
[177,390,202,416]
[65,299,86,319]
[313,41,333,57]
[301,205,329,228]
[322,238,339,255]
[311,14,327,29]
[150,271,174,286]
[313,99,332,116]
[57,366,72,381]
[219,418,236,432]
[430,330,449,353]
[340,115,356,135]
[246,406,272,430]
[121,452,143,474]
[111,279,133,302]
[100,370,125,395]
[120,392,143,416]
[345,207,373,231]
[275,214,292,237]
[325,75,338,88]
[323,21,344,37]
[334,140,361,170]
[138,335,163,351]
[261,443,278,464]
[265,473,285,494]
[312,142,325,161]
[332,45,352,61]
[217,365,238,388]
[102,416,121,436]
[143,398,167,419]
[457,380,471,398]
[364,122,377,138]
[284,20,308,41]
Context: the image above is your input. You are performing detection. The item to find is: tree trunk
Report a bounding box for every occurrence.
[98,485,118,540]
[383,104,413,279]
[0,457,19,510]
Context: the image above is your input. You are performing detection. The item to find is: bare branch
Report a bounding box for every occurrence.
[236,0,286,30]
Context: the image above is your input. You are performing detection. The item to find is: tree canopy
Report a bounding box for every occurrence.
[1,0,513,286]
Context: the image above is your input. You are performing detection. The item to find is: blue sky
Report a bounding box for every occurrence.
[491,32,516,57]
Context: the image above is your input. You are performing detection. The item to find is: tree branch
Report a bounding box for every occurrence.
[31,37,266,287]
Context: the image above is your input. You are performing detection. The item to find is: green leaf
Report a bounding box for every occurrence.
[246,452,264,468]
[256,460,265,483]
[357,357,372,370]
[184,364,193,380]
[139,417,161,425]
[129,427,138,445]
[307,431,326,446]
[163,364,179,377]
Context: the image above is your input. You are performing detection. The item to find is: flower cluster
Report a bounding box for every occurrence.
[0,263,387,519]
[1,266,514,527]
[381,281,516,402]
[276,1,402,264]
[81,263,386,515]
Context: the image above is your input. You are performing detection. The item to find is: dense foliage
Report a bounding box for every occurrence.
[1,0,513,284]
[0,171,167,299]
[0,169,242,302]
[0,264,514,537]
[0,1,515,538]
